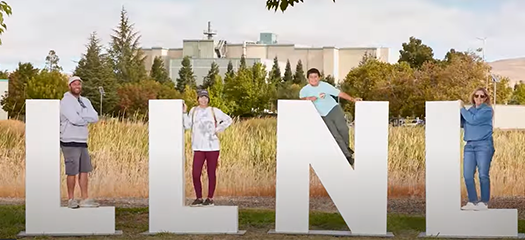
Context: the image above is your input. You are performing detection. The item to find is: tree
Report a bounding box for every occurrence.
[202,61,219,89]
[269,56,282,82]
[74,32,119,115]
[487,75,513,105]
[268,56,282,111]
[321,73,335,86]
[226,60,234,80]
[510,82,525,105]
[149,56,170,84]
[45,50,62,72]
[208,75,233,114]
[25,70,68,99]
[293,60,306,85]
[0,1,12,45]
[266,0,335,12]
[0,62,39,118]
[0,70,8,79]
[398,36,435,69]
[224,63,269,117]
[117,79,180,118]
[109,7,147,83]
[283,59,293,83]
[176,56,196,92]
[239,55,247,70]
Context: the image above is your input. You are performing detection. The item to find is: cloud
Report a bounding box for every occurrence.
[0,0,524,73]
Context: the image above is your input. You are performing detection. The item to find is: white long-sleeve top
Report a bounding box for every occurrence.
[183,106,233,151]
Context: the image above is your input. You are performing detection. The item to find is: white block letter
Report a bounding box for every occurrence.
[20,100,119,237]
[272,100,392,237]
[422,101,523,238]
[146,100,244,234]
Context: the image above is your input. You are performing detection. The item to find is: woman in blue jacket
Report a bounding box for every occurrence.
[460,87,494,211]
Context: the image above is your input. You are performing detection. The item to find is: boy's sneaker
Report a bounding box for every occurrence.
[476,202,489,211]
[67,199,79,209]
[203,198,214,207]
[461,202,477,211]
[190,198,203,207]
[79,198,100,208]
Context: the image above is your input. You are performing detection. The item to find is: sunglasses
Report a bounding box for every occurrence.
[474,94,486,99]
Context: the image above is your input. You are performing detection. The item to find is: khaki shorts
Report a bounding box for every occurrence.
[61,146,93,176]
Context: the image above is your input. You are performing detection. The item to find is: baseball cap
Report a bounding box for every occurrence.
[68,76,82,85]
[197,90,209,98]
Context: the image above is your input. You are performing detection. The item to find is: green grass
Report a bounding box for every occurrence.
[1,205,523,239]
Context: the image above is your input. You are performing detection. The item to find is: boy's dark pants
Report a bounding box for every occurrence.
[322,105,354,165]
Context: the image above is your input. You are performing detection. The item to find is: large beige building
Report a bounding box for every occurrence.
[143,22,389,85]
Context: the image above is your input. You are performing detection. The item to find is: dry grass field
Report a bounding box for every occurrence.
[0,118,524,199]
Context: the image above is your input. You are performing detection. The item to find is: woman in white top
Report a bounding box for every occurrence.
[182,89,233,206]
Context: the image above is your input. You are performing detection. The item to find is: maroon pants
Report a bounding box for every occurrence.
[192,151,219,199]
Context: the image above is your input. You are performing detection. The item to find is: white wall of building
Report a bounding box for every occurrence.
[0,79,8,120]
[493,105,525,130]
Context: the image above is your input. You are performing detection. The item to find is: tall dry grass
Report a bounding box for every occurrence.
[0,118,524,199]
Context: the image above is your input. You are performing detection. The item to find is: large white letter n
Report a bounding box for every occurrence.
[273,100,391,237]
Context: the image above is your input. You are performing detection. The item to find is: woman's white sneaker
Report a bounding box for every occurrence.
[67,199,79,209]
[476,202,488,211]
[79,199,100,208]
[461,202,477,211]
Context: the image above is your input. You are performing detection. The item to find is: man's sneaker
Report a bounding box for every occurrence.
[203,198,214,207]
[79,199,100,208]
[476,202,489,211]
[190,198,203,207]
[461,202,477,211]
[67,199,79,209]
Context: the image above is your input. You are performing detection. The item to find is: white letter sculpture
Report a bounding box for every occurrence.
[19,100,119,237]
[270,100,392,237]
[145,99,245,235]
[422,101,523,238]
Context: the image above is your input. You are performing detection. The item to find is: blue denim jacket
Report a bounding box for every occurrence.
[460,103,493,142]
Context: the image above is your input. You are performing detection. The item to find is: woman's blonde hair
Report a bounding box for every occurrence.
[470,87,491,106]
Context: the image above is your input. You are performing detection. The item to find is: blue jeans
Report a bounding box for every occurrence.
[463,139,495,204]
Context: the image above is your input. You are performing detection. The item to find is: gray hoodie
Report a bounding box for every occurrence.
[60,92,99,143]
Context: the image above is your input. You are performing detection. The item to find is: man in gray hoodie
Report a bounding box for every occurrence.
[60,76,99,208]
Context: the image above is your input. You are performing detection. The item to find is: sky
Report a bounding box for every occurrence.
[0,0,524,74]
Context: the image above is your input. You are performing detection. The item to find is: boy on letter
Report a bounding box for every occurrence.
[299,68,361,166]
[60,76,99,208]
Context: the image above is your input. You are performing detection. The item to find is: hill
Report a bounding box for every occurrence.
[489,57,525,87]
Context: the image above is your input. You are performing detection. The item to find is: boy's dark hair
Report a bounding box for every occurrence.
[306,68,321,78]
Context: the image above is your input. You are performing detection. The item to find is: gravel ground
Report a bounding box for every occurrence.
[1,196,524,219]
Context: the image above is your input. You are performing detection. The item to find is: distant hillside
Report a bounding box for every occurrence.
[489,58,525,87]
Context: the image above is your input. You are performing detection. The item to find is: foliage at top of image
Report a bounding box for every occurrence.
[266,0,336,12]
[0,1,12,45]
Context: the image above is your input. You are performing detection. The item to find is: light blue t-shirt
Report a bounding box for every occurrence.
[299,81,341,116]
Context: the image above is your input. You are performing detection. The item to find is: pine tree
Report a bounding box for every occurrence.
[150,56,170,84]
[202,61,219,89]
[239,55,247,70]
[74,32,119,115]
[283,59,293,83]
[176,56,196,92]
[109,7,147,83]
[45,50,62,72]
[293,60,306,85]
[269,56,282,83]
